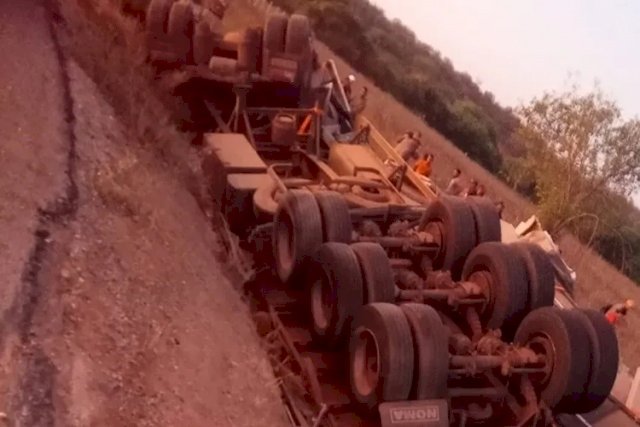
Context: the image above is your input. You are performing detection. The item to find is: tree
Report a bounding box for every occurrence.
[516,88,640,232]
[447,100,501,172]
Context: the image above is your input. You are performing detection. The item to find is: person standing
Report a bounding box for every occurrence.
[445,168,463,195]
[394,131,421,162]
[414,153,433,177]
[602,299,635,325]
[463,179,479,197]
[342,74,356,100]
[351,86,368,120]
[495,201,505,218]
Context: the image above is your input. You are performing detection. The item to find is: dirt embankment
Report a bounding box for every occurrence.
[0,0,287,425]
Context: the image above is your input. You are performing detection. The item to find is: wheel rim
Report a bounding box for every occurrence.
[276,211,295,273]
[467,270,493,310]
[311,271,332,332]
[352,328,381,397]
[424,221,445,263]
[527,334,556,386]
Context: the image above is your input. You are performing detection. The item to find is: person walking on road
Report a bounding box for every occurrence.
[601,299,635,325]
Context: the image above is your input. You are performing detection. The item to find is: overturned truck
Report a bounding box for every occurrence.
[130,1,621,426]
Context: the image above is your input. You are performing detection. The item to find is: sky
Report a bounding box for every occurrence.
[370,0,640,205]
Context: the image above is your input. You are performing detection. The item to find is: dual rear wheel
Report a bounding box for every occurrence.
[349,303,449,411]
[349,304,619,416]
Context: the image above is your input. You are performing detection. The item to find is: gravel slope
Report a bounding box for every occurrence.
[0,1,287,425]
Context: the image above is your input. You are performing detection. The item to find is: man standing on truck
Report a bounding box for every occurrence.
[394,131,421,162]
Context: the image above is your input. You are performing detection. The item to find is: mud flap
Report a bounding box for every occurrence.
[379,400,449,427]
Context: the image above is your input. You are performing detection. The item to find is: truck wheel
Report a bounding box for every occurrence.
[515,307,592,410]
[351,243,395,304]
[511,243,555,311]
[420,196,477,279]
[314,191,353,243]
[167,1,194,62]
[193,19,214,65]
[467,196,501,243]
[350,303,414,411]
[308,243,364,347]
[273,189,323,283]
[462,242,529,332]
[263,13,287,55]
[400,304,448,399]
[573,309,619,413]
[146,0,174,35]
[285,14,311,56]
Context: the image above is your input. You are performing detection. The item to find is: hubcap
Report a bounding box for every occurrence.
[352,328,381,397]
[311,272,332,332]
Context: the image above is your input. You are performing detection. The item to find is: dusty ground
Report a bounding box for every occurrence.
[0,0,287,426]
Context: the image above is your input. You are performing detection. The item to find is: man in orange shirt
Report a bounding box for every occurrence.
[414,153,433,177]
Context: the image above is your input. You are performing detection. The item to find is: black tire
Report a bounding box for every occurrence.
[511,243,555,311]
[308,243,364,347]
[467,196,501,243]
[167,1,194,62]
[285,14,311,56]
[515,307,592,410]
[168,1,193,35]
[420,196,477,279]
[351,243,395,304]
[263,13,287,55]
[462,242,529,332]
[273,189,323,283]
[400,304,449,399]
[574,309,619,413]
[146,0,174,35]
[314,191,353,244]
[350,303,414,411]
[193,19,214,65]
